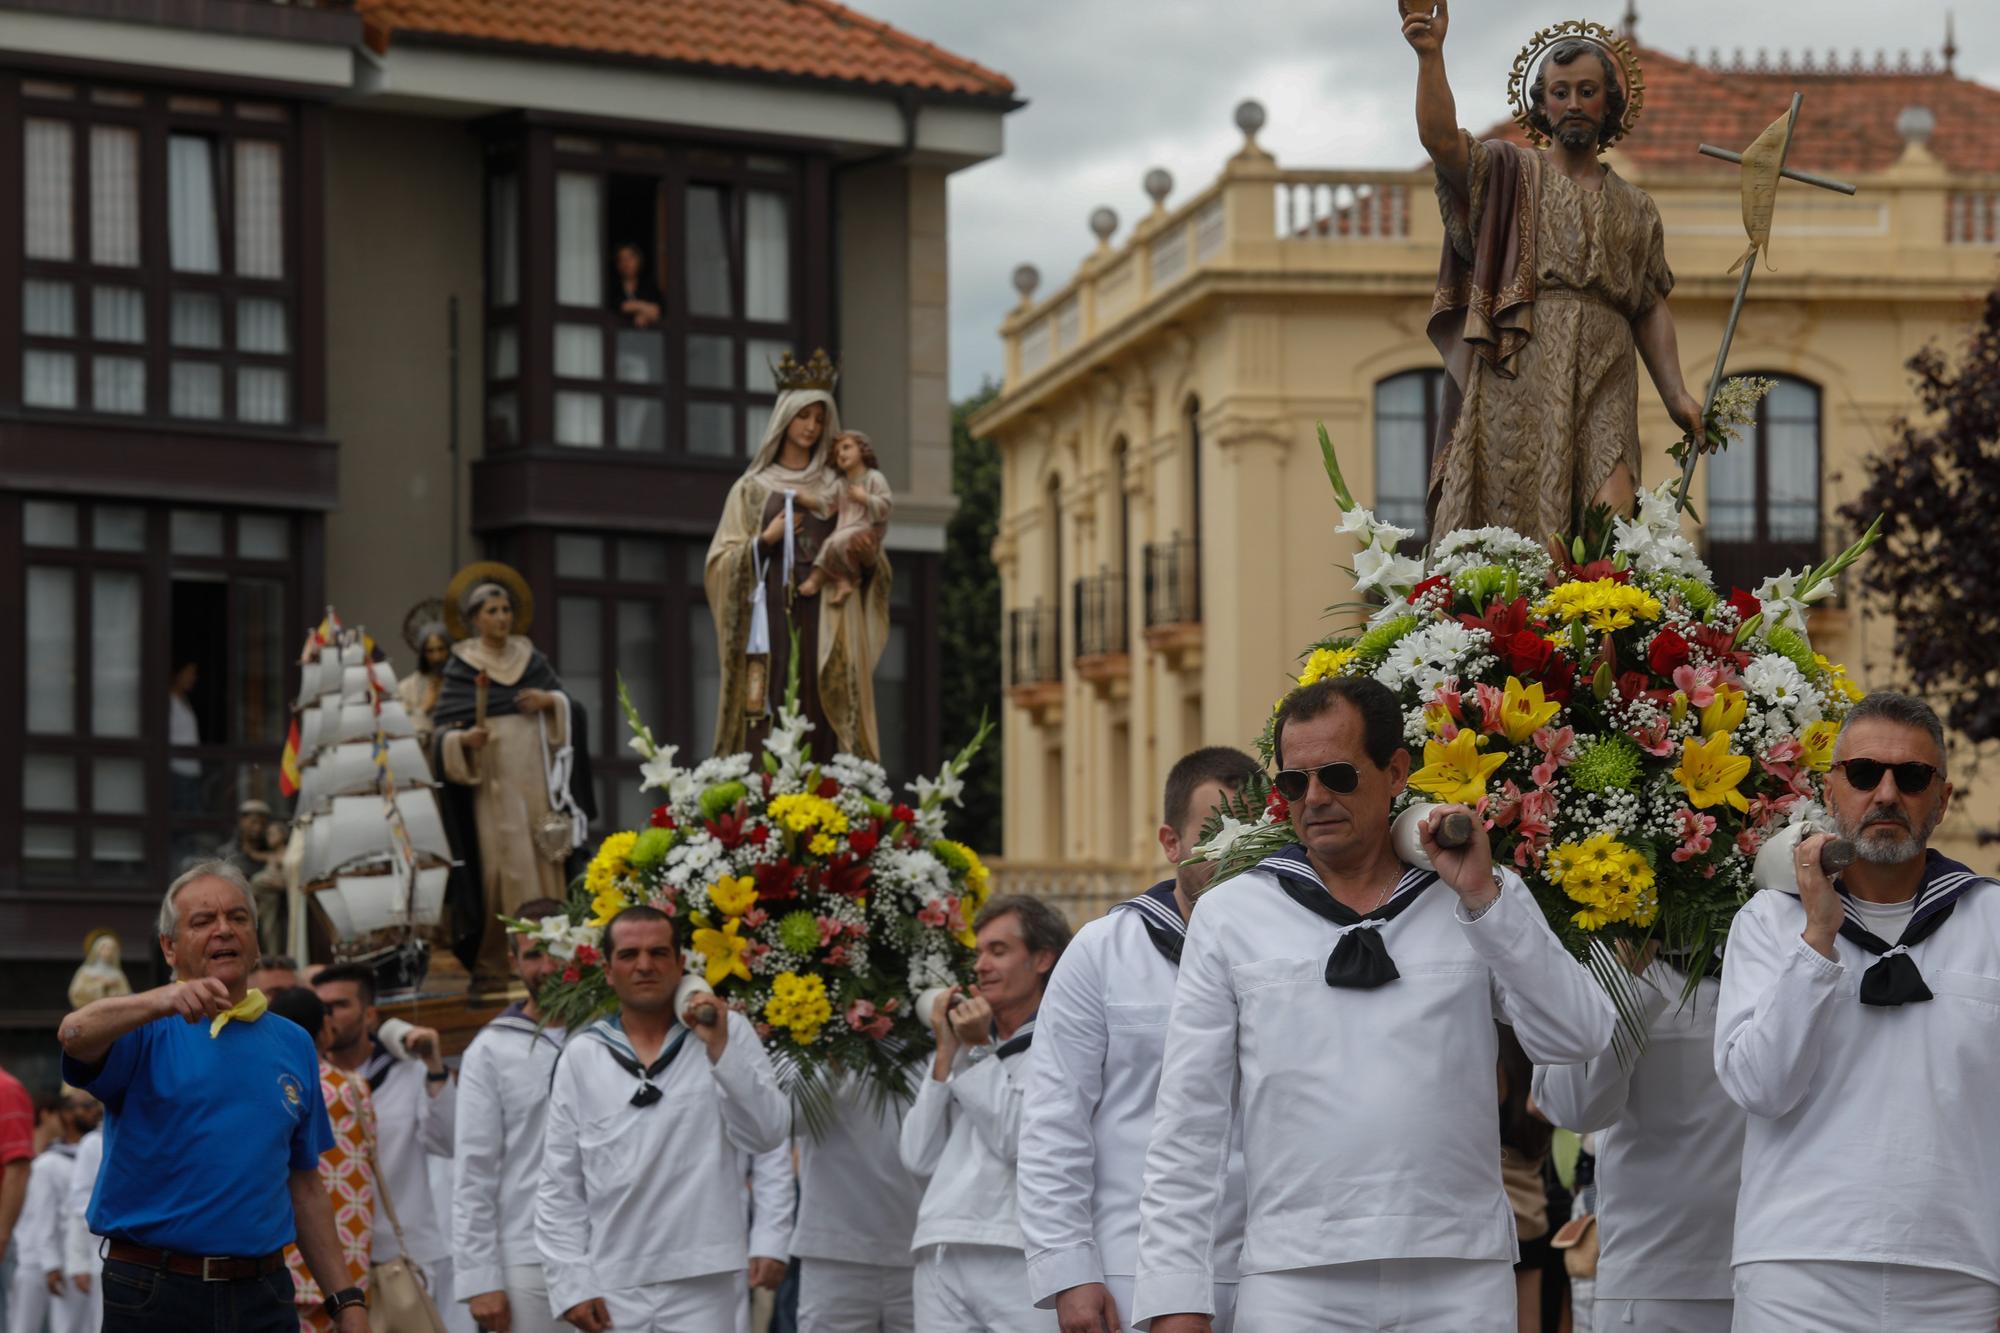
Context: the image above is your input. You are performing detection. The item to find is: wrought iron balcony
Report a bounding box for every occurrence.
[1144,536,1201,630]
[1073,570,1129,661]
[1008,605,1062,689]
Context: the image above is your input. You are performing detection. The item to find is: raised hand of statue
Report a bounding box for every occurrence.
[1401,0,1446,54]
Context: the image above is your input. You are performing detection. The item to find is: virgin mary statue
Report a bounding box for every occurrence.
[705,350,891,762]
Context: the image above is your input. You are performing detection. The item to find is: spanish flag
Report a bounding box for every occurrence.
[279,717,302,796]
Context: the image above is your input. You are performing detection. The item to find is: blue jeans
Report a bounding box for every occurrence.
[100,1257,298,1333]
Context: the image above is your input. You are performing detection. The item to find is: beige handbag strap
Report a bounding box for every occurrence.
[363,1139,414,1262]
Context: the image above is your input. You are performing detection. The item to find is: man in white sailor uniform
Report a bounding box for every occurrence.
[1716,691,2000,1330]
[788,1053,926,1332]
[60,1120,102,1333]
[12,1091,88,1333]
[1532,936,1743,1332]
[1133,676,1616,1332]
[901,894,1071,1332]
[535,905,790,1332]
[454,897,567,1333]
[1020,746,1260,1333]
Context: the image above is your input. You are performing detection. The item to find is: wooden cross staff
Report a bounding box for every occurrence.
[1671,93,1859,513]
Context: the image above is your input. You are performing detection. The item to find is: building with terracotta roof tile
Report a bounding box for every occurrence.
[0,0,1018,1047]
[973,25,2000,918]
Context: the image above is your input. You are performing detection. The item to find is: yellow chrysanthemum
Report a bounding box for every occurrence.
[585,831,641,923]
[1673,732,1752,813]
[763,971,832,1045]
[1800,719,1839,773]
[1543,832,1658,930]
[691,917,753,988]
[1298,646,1359,689]
[808,833,838,857]
[1407,729,1507,806]
[707,874,758,918]
[1496,676,1561,745]
[766,793,850,836]
[1535,580,1662,632]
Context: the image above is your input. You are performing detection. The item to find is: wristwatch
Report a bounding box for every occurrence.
[323,1286,367,1317]
[425,1067,450,1083]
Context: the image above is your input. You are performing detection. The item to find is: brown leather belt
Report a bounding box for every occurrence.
[105,1240,287,1281]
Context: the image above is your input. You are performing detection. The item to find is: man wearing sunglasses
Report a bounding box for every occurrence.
[1716,691,2000,1330]
[1132,676,1613,1332]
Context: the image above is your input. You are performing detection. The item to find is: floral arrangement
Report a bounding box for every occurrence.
[1200,423,1879,1008]
[513,675,989,1127]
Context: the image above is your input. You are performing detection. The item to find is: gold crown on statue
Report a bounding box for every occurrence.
[770,348,839,393]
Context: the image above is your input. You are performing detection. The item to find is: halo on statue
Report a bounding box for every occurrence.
[443,561,536,641]
[82,927,120,958]
[402,597,446,653]
[1507,19,1646,150]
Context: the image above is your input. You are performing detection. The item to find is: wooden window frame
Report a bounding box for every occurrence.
[5,76,309,429]
[1706,372,1822,592]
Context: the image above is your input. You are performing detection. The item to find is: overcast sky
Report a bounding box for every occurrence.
[856,0,2000,400]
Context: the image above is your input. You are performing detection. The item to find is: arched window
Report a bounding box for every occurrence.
[1707,374,1820,593]
[1373,369,1445,539]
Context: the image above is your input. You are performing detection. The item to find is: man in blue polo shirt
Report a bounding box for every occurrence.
[57,861,369,1333]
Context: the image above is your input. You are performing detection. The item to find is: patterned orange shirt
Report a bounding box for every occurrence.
[286,1060,376,1329]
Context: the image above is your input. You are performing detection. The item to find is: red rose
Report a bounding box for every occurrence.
[574,944,599,966]
[1647,628,1690,677]
[848,827,880,857]
[891,803,917,825]
[817,778,841,799]
[1265,789,1290,822]
[747,825,770,846]
[648,806,675,830]
[1726,587,1762,623]
[1497,630,1554,678]
[561,965,580,983]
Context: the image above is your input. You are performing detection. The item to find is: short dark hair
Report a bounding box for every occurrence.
[1839,691,1948,772]
[511,898,566,956]
[604,904,677,955]
[1273,676,1406,771]
[615,240,645,259]
[312,961,377,1006]
[1528,39,1628,147]
[255,954,299,973]
[1163,746,1261,835]
[267,985,327,1038]
[972,894,1071,988]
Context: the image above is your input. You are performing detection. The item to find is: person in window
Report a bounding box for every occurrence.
[168,661,202,812]
[609,242,662,329]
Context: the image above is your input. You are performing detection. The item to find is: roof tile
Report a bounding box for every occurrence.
[355,0,1014,99]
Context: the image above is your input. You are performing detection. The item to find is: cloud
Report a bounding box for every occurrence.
[855,0,1999,398]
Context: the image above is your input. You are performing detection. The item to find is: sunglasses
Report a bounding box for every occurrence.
[1832,758,1939,795]
[1273,762,1361,802]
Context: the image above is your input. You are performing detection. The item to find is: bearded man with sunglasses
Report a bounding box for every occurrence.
[1716,691,2000,1330]
[1132,677,1614,1332]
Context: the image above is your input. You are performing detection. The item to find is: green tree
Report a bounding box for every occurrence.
[1842,287,2000,842]
[939,382,1003,854]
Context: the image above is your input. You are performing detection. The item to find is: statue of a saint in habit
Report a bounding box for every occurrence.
[1407,8,1704,540]
[430,564,594,985]
[705,350,892,762]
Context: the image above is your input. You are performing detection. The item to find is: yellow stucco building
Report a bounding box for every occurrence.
[974,39,2000,920]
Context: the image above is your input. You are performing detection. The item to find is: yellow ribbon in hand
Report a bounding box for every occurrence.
[209,987,268,1038]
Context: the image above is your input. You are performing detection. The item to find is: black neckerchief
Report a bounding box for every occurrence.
[994,1013,1037,1061]
[1832,851,1989,1007]
[1112,880,1187,967]
[362,1038,396,1094]
[584,1016,690,1107]
[1262,844,1438,990]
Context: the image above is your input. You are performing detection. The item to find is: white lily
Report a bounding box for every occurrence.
[637,743,681,793]
[1353,545,1426,597]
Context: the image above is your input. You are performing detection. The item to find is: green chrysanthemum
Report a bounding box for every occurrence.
[1764,626,1819,678]
[628,825,677,870]
[699,781,748,822]
[1656,575,1717,617]
[1569,735,1644,794]
[777,910,821,956]
[931,841,971,875]
[1354,615,1420,662]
